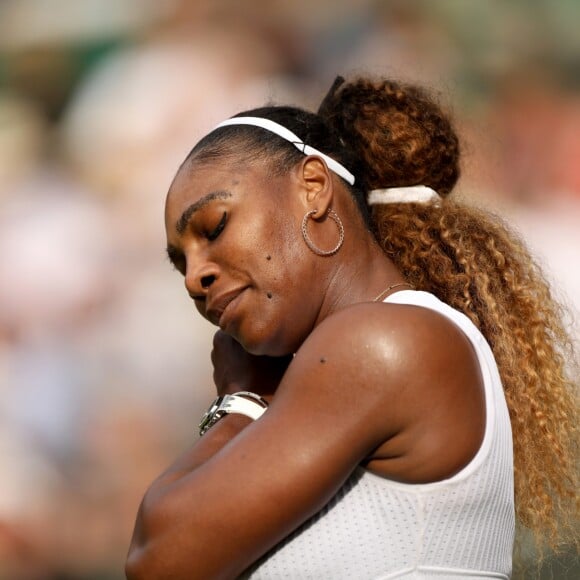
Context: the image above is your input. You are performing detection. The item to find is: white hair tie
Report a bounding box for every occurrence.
[213,117,355,186]
[368,185,440,205]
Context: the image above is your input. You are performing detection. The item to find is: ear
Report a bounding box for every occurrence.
[298,156,334,219]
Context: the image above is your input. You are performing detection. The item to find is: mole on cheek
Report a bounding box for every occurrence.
[267,292,273,299]
[266,255,271,261]
[320,357,326,364]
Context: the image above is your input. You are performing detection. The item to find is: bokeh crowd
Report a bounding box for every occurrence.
[0,1,578,578]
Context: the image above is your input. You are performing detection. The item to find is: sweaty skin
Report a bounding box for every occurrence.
[126,155,485,580]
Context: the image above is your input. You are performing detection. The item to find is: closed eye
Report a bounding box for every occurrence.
[207,211,227,241]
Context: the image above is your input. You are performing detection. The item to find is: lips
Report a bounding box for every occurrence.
[206,287,247,327]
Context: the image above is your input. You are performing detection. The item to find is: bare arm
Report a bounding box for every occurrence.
[126,303,485,579]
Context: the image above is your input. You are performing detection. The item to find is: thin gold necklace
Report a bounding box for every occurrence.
[372,282,415,302]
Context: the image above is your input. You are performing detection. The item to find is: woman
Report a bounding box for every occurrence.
[126,77,577,579]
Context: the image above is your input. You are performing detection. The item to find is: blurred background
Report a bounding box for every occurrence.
[0,0,578,578]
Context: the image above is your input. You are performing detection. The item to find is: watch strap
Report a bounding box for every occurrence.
[222,394,267,420]
[199,392,268,436]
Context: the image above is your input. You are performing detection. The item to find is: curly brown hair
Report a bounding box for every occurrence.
[319,77,578,554]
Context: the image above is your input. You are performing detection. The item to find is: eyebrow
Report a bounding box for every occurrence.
[175,190,232,235]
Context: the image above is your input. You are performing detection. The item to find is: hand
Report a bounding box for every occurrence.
[211,331,293,401]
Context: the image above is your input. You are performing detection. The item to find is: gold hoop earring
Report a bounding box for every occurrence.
[301,209,344,256]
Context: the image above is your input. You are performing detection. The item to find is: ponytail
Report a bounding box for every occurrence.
[318,77,460,194]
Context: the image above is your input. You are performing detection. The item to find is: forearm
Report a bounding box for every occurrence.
[155,413,254,484]
[126,413,253,579]
[126,337,291,579]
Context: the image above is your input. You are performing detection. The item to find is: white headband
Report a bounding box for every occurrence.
[213,116,356,186]
[368,185,440,205]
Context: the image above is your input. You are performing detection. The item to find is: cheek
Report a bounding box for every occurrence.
[228,210,318,353]
[240,211,304,286]
[265,214,306,270]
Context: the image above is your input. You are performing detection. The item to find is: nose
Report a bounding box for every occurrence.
[184,260,219,299]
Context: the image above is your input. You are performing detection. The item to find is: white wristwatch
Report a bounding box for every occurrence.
[198,391,268,436]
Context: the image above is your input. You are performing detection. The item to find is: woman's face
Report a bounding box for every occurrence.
[165,156,323,356]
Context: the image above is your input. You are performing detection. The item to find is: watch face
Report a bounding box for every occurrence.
[199,397,224,433]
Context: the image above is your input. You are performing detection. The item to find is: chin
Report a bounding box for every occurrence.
[234,326,296,357]
[238,335,289,357]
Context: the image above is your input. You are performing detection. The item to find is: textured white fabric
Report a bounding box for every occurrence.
[242,291,515,579]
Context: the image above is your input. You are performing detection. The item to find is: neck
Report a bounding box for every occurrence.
[314,230,406,326]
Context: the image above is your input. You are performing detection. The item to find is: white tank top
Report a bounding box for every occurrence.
[243,291,515,579]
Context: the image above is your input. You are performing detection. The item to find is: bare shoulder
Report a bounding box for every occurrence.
[290,298,475,396]
[280,298,486,482]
